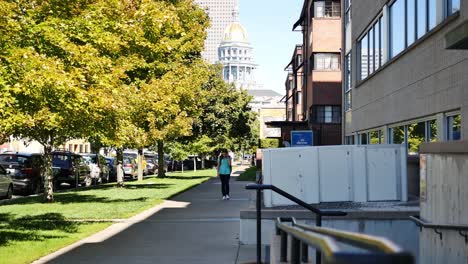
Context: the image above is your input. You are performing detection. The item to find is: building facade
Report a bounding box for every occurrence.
[272,0,342,146]
[342,0,466,152]
[285,45,304,122]
[194,0,238,64]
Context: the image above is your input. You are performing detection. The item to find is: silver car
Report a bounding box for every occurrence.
[0,164,13,199]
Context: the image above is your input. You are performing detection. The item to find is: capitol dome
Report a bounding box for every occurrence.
[217,5,258,91]
[223,22,249,42]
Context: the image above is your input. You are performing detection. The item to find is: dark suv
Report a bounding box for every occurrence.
[0,152,43,195]
[52,151,91,187]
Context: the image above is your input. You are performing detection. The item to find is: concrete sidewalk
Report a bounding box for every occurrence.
[35,166,258,264]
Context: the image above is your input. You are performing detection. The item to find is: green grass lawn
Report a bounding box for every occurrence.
[0,169,216,264]
[236,166,257,182]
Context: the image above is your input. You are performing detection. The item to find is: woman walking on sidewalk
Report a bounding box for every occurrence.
[217,149,232,200]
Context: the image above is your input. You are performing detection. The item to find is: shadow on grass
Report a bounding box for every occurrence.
[162,175,210,180]
[0,213,80,246]
[6,183,173,205]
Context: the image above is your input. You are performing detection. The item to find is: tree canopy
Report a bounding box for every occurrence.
[0,0,211,200]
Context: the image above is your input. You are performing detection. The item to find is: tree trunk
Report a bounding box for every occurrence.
[157,140,165,177]
[193,157,196,172]
[116,148,123,164]
[181,161,184,173]
[137,148,144,181]
[201,154,206,169]
[43,145,54,202]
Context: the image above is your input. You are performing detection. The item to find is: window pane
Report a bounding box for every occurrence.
[448,0,460,16]
[374,22,380,69]
[369,27,374,74]
[379,18,384,65]
[370,131,380,144]
[447,115,461,140]
[360,133,368,145]
[407,0,416,46]
[392,126,406,144]
[345,53,351,91]
[417,0,427,38]
[390,0,405,58]
[428,0,437,30]
[360,34,368,79]
[408,122,425,154]
[345,91,352,111]
[428,120,437,142]
[315,1,325,17]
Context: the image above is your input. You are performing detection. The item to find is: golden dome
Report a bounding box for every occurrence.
[223,22,249,43]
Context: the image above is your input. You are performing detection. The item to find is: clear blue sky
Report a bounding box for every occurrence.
[239,0,303,95]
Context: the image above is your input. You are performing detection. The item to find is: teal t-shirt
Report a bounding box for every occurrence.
[219,157,231,175]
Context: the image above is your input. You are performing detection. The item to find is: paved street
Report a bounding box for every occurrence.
[35,166,256,264]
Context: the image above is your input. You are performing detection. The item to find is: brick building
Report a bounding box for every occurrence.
[270,0,342,146]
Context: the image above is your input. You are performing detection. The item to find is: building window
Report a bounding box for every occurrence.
[358,15,384,81]
[369,131,381,144]
[297,54,303,66]
[314,0,341,18]
[345,0,352,26]
[447,114,461,140]
[314,53,340,70]
[345,135,355,145]
[374,20,381,68]
[447,0,460,16]
[427,119,438,142]
[296,91,302,105]
[390,0,405,58]
[359,133,368,145]
[390,126,406,145]
[407,0,416,46]
[387,120,440,154]
[408,122,425,154]
[344,52,352,111]
[428,0,437,30]
[314,106,341,124]
[417,0,427,38]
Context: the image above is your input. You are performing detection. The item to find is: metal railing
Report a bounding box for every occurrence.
[245,184,347,264]
[410,215,468,242]
[276,217,415,264]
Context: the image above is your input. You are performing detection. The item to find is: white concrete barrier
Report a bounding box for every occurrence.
[262,145,407,207]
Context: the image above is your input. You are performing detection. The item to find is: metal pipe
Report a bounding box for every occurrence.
[291,236,301,264]
[281,231,288,262]
[256,188,261,264]
[301,242,309,262]
[316,215,322,264]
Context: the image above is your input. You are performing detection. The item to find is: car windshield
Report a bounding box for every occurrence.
[0,154,32,168]
[123,157,133,164]
[82,155,97,164]
[52,154,71,168]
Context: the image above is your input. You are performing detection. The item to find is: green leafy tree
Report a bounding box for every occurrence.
[188,65,259,159]
[0,0,210,201]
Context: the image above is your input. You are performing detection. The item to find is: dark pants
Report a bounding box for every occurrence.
[219,174,230,196]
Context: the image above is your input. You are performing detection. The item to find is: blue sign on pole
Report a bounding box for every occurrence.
[291,130,314,147]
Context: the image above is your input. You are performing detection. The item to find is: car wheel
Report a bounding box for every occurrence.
[84,177,92,187]
[6,184,13,199]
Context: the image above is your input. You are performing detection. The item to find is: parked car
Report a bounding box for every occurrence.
[123,151,148,175]
[0,164,13,199]
[144,154,157,175]
[0,152,43,195]
[52,151,91,187]
[104,157,117,182]
[122,156,137,180]
[80,153,110,183]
